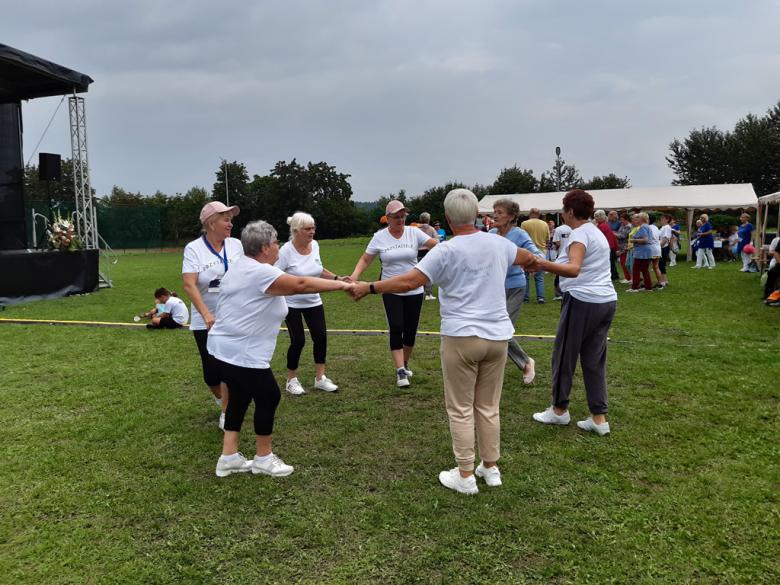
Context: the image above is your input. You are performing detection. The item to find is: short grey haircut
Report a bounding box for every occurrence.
[241,220,277,256]
[493,197,520,223]
[287,211,315,242]
[740,213,750,220]
[594,210,607,220]
[444,189,479,227]
[419,212,431,224]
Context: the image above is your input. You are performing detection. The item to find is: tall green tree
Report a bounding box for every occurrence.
[490,165,538,194]
[538,158,583,192]
[212,161,250,208]
[667,101,780,196]
[581,174,632,190]
[24,158,85,202]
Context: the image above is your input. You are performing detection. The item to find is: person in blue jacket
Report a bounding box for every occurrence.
[433,220,447,242]
[489,198,540,384]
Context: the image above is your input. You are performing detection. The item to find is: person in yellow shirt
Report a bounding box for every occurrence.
[520,208,550,304]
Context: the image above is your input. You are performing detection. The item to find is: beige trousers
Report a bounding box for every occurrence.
[440,335,508,472]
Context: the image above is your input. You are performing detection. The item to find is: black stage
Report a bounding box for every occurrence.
[0,249,98,305]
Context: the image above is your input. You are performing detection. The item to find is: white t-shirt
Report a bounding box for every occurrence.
[416,232,518,341]
[163,296,189,325]
[182,236,245,330]
[366,227,432,296]
[659,224,672,248]
[769,237,779,270]
[649,225,661,257]
[275,240,324,309]
[553,225,572,253]
[556,222,618,304]
[207,260,288,369]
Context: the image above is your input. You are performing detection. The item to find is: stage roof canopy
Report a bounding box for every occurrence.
[478,184,759,215]
[0,43,93,104]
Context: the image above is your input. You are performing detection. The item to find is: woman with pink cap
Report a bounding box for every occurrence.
[349,200,439,387]
[182,201,242,430]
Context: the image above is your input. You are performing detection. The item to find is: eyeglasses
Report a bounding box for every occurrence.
[301,227,316,232]
[270,240,279,246]
[389,214,407,220]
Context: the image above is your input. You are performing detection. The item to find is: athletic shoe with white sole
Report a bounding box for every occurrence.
[215,453,253,477]
[403,362,413,377]
[533,406,571,425]
[475,462,502,487]
[523,357,535,385]
[314,376,338,392]
[438,468,479,494]
[252,454,294,477]
[619,279,631,284]
[286,377,305,395]
[577,416,611,436]
[218,412,225,431]
[625,288,640,293]
[396,368,410,387]
[425,294,436,300]
[553,295,563,301]
[639,288,653,292]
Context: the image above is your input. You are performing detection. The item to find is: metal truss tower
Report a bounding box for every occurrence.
[69,95,98,250]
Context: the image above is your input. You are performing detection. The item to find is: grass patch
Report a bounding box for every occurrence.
[1,244,779,583]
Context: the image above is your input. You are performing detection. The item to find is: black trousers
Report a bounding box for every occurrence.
[218,361,280,436]
[609,249,619,280]
[381,293,424,351]
[551,293,616,414]
[660,247,670,274]
[285,304,328,370]
[193,329,223,387]
[764,263,780,297]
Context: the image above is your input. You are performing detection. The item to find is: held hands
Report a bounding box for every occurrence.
[337,276,354,283]
[524,255,545,274]
[345,281,372,302]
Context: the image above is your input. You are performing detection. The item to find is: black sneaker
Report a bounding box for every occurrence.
[537,299,545,305]
[653,284,664,290]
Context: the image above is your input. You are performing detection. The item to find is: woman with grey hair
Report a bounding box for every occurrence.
[275,211,350,395]
[595,209,619,280]
[489,197,540,384]
[416,212,439,300]
[208,220,353,478]
[349,189,537,494]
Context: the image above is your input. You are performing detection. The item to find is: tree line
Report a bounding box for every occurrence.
[25,95,779,245]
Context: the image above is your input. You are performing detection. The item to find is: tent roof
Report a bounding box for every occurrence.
[0,44,93,104]
[478,184,758,215]
[758,191,780,205]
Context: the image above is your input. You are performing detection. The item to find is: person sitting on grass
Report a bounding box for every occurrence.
[147,288,189,329]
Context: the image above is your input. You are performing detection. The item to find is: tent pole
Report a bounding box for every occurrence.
[686,209,694,262]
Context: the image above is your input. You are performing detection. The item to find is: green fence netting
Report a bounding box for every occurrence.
[26,201,162,251]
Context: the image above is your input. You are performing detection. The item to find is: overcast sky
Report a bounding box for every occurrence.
[9,0,780,202]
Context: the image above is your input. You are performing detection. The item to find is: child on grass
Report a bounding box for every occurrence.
[146,287,189,329]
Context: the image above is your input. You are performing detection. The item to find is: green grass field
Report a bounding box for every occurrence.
[1,242,778,584]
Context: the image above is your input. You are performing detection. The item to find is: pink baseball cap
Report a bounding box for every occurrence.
[199,201,240,225]
[386,200,410,216]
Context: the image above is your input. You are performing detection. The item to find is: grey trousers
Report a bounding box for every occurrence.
[505,286,530,371]
[551,292,616,414]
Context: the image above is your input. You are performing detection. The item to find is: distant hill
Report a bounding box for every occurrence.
[354,201,378,211]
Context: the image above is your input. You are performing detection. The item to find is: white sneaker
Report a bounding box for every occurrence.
[708,266,715,269]
[691,266,701,269]
[625,288,640,293]
[252,454,294,477]
[403,363,413,377]
[396,368,410,388]
[577,416,610,436]
[438,468,479,494]
[286,377,305,395]
[553,295,563,301]
[533,406,571,425]
[218,412,225,431]
[314,376,338,392]
[425,294,436,300]
[619,279,631,284]
[523,357,535,384]
[475,462,502,487]
[215,452,253,477]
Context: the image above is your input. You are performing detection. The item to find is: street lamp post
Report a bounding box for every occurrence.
[555,146,562,192]
[219,157,229,207]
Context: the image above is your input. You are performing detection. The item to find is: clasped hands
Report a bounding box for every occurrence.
[341,281,371,302]
[524,254,545,274]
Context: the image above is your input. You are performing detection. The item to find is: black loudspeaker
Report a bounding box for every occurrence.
[39,153,62,182]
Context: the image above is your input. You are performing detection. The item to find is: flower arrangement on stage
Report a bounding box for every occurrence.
[47,212,85,251]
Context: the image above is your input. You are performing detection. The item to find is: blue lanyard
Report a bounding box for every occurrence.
[202,235,228,273]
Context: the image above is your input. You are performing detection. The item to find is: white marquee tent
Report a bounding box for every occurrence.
[478,184,759,261]
[477,184,758,216]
